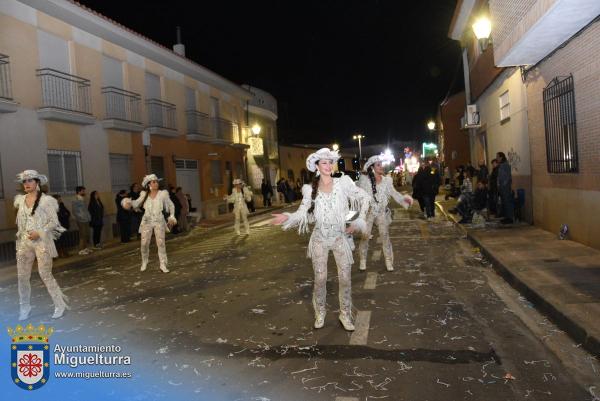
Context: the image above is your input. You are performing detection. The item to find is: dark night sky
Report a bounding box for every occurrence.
[78,0,463,146]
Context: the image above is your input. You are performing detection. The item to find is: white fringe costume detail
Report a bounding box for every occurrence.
[14,194,67,314]
[281,175,370,320]
[357,174,412,270]
[226,187,253,235]
[123,190,176,269]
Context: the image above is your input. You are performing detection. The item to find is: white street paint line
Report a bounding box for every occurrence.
[371,250,382,261]
[349,310,372,345]
[364,272,378,290]
[335,397,359,401]
[251,217,274,227]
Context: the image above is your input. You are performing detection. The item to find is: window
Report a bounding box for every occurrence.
[150,156,164,180]
[211,160,222,185]
[499,90,510,121]
[543,75,579,173]
[145,72,161,99]
[47,150,82,194]
[109,154,131,192]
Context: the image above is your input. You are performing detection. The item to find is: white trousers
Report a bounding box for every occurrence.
[358,212,393,267]
[310,236,352,318]
[16,240,66,309]
[234,209,249,234]
[140,223,167,266]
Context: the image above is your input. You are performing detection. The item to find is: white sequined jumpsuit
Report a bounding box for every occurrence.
[226,187,252,235]
[282,175,370,321]
[14,194,67,313]
[130,190,176,268]
[357,174,412,270]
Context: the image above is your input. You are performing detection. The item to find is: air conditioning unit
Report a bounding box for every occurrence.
[465,104,481,128]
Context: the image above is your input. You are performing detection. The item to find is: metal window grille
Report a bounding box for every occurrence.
[146,98,176,130]
[102,87,141,123]
[36,68,92,114]
[0,53,14,101]
[109,154,131,192]
[47,150,83,194]
[499,90,510,121]
[543,75,579,173]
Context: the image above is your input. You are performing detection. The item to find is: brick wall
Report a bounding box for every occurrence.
[440,91,471,173]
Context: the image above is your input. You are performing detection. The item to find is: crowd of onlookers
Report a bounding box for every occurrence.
[50,183,194,258]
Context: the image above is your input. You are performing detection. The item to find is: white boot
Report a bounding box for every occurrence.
[339,312,355,331]
[140,262,147,272]
[314,311,325,329]
[159,264,170,273]
[19,305,31,321]
[52,302,69,319]
[385,259,394,272]
[359,259,367,271]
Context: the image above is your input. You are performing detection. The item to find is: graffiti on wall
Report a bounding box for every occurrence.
[507,147,521,172]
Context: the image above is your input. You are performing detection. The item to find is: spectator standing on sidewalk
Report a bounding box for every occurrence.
[72,186,92,255]
[477,160,489,184]
[175,187,189,232]
[497,152,514,224]
[115,190,131,243]
[88,191,104,249]
[261,179,273,207]
[53,194,71,258]
[169,186,182,234]
[488,159,499,216]
[129,183,142,239]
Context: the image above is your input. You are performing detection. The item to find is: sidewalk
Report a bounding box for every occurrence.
[0,203,288,275]
[437,199,600,357]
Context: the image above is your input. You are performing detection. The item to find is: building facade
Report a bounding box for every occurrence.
[242,85,279,198]
[438,91,471,172]
[449,0,533,222]
[489,0,600,248]
[0,0,253,252]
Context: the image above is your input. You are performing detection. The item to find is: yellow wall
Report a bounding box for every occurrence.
[46,121,80,151]
[36,12,71,41]
[74,43,103,117]
[107,130,133,154]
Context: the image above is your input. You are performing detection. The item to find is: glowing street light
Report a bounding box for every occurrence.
[427,120,436,131]
[251,123,262,136]
[353,134,365,166]
[332,143,339,151]
[472,16,492,51]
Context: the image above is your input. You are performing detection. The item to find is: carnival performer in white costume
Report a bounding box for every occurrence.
[272,148,370,331]
[14,170,68,320]
[122,174,176,273]
[224,179,253,235]
[357,155,413,272]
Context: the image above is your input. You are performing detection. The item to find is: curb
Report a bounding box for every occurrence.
[467,232,600,358]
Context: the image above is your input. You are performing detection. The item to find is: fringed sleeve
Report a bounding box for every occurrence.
[281,184,312,234]
[130,191,147,209]
[13,194,24,209]
[162,190,177,225]
[387,177,413,209]
[38,195,66,240]
[340,175,370,233]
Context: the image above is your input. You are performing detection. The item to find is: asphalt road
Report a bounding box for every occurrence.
[1,205,597,400]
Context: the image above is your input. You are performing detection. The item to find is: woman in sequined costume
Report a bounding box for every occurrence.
[271,148,370,331]
[122,174,176,273]
[357,155,413,272]
[14,170,68,320]
[224,178,253,235]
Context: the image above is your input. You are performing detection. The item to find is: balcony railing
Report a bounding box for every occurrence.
[186,110,212,139]
[146,98,176,130]
[36,68,91,114]
[210,117,233,143]
[102,86,141,123]
[0,54,13,101]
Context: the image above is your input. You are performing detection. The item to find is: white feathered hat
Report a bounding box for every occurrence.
[232,178,243,185]
[141,173,162,188]
[16,170,48,185]
[363,155,383,172]
[306,147,340,173]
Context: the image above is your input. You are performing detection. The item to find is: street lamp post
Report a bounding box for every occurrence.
[353,134,365,168]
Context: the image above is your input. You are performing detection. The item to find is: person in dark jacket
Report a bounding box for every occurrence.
[53,195,71,257]
[477,160,489,183]
[488,159,499,216]
[261,179,273,207]
[496,152,514,224]
[421,165,439,219]
[169,186,182,234]
[116,190,131,243]
[129,183,142,239]
[412,166,426,215]
[88,191,104,249]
